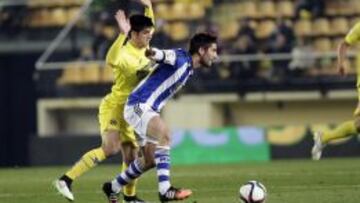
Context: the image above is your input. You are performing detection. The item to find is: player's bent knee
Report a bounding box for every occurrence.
[102,143,121,157]
[158,131,171,146]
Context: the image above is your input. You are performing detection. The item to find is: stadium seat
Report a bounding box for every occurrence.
[242,1,257,18]
[51,8,68,26]
[331,17,349,36]
[167,22,190,42]
[102,26,116,40]
[277,0,294,18]
[258,1,276,18]
[67,8,80,23]
[154,3,170,20]
[352,0,360,15]
[218,20,239,40]
[339,1,355,15]
[82,62,101,84]
[171,2,187,20]
[294,19,312,37]
[188,3,205,20]
[201,0,213,8]
[312,18,331,36]
[324,0,339,16]
[57,63,83,85]
[231,2,244,19]
[101,65,114,83]
[255,20,276,39]
[314,38,332,52]
[39,9,52,27]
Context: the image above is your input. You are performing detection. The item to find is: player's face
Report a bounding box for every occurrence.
[135,27,153,48]
[200,43,218,68]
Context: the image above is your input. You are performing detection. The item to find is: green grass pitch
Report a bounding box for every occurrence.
[1,158,360,203]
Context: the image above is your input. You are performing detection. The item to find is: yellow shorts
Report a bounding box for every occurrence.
[98,98,137,145]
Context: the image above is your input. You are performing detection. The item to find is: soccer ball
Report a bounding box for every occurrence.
[239,180,267,203]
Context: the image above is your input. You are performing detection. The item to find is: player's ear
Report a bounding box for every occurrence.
[198,47,205,56]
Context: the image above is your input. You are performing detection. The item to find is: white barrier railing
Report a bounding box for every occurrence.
[35,0,93,70]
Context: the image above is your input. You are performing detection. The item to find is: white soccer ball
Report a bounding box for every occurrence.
[239,180,267,203]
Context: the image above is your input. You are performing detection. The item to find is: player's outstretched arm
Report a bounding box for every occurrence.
[336,40,349,76]
[115,9,130,35]
[105,10,129,64]
[145,48,176,65]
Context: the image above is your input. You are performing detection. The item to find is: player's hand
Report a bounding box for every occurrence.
[145,48,156,58]
[115,10,130,34]
[135,0,152,8]
[337,63,347,76]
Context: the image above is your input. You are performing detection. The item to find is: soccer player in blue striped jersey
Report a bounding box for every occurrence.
[102,33,218,203]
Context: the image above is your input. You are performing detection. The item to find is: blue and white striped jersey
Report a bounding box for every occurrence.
[127,48,193,112]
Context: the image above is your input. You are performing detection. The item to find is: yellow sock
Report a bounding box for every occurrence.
[322,120,357,144]
[121,162,137,197]
[65,147,106,180]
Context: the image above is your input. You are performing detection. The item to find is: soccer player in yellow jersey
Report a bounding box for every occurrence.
[311,22,360,160]
[54,1,155,202]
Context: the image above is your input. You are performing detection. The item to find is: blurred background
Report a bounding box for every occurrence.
[1,0,360,167]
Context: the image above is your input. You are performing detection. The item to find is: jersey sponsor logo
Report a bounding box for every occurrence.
[110,119,117,126]
[134,104,143,117]
[91,157,100,165]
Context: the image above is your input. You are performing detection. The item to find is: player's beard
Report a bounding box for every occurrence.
[200,57,212,68]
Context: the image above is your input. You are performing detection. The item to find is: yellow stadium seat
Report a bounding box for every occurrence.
[167,22,190,42]
[102,26,116,40]
[314,38,332,52]
[188,3,205,20]
[258,1,276,18]
[339,1,355,15]
[57,63,83,85]
[242,1,257,18]
[42,9,54,27]
[324,1,339,16]
[154,3,170,20]
[171,2,187,20]
[28,11,41,27]
[51,8,68,26]
[255,20,276,39]
[331,17,349,36]
[294,19,312,37]
[351,0,360,15]
[67,7,80,23]
[82,62,101,84]
[312,18,330,36]
[201,0,213,8]
[101,65,114,83]
[277,1,294,18]
[218,20,239,40]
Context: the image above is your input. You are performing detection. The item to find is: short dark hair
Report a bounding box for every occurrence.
[129,15,154,33]
[189,33,217,55]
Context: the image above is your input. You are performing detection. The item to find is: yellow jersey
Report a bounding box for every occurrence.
[345,22,360,45]
[104,7,154,105]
